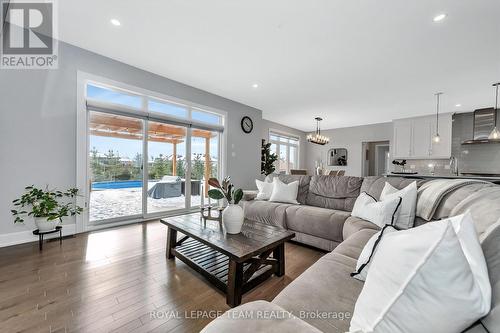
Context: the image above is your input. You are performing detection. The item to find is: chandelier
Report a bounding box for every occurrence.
[307,117,330,145]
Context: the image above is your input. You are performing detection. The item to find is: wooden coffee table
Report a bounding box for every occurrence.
[161,213,295,307]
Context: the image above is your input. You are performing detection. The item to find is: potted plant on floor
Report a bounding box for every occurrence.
[11,186,83,232]
[207,177,244,234]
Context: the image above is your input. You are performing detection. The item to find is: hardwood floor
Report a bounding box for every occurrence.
[0,221,324,333]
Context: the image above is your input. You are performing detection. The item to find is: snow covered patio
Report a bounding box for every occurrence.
[89,187,202,222]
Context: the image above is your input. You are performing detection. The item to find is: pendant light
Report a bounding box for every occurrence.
[307,117,330,145]
[488,82,500,140]
[432,92,443,143]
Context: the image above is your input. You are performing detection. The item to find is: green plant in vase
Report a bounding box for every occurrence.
[207,177,244,234]
[12,185,83,232]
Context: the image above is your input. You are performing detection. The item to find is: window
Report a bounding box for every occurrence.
[148,98,187,118]
[86,83,222,126]
[87,84,142,109]
[83,79,225,225]
[192,108,222,125]
[269,131,300,174]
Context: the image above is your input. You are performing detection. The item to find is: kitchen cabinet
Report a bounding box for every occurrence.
[393,119,412,158]
[393,113,452,159]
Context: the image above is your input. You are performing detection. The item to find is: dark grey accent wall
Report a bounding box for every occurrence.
[452,112,500,174]
[0,41,262,235]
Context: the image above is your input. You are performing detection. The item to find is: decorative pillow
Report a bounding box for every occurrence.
[350,212,491,333]
[351,192,402,228]
[269,178,299,204]
[380,181,417,230]
[255,179,273,200]
[351,225,397,281]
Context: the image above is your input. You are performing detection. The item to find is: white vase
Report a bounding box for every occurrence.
[35,217,58,232]
[222,204,244,234]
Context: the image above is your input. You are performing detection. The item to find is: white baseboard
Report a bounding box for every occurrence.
[0,224,77,248]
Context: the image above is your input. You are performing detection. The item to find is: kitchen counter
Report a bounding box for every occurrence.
[384,173,500,184]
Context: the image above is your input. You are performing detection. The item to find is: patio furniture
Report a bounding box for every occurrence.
[147,176,182,199]
[181,179,201,196]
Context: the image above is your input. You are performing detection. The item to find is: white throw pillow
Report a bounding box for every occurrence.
[269,178,299,204]
[351,192,402,228]
[350,212,491,333]
[351,225,397,281]
[380,181,417,230]
[255,179,274,200]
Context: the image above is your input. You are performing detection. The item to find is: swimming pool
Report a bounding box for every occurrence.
[92,180,143,190]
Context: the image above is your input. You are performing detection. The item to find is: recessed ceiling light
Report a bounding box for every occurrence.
[433,14,447,22]
[252,83,259,88]
[110,19,121,26]
[455,104,462,107]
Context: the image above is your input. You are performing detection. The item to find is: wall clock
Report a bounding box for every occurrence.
[241,116,253,134]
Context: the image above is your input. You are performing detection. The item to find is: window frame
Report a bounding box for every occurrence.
[268,129,300,174]
[76,71,227,233]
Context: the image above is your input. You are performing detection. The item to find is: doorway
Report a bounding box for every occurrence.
[361,141,390,176]
[77,73,225,232]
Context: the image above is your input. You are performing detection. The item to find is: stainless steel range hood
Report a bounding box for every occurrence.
[462,107,500,144]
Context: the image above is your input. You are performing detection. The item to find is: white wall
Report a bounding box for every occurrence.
[0,41,262,241]
[261,119,307,170]
[306,122,393,176]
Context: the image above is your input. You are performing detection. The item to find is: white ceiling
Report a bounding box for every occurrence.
[59,0,500,131]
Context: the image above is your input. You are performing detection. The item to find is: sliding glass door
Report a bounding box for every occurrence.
[146,121,187,214]
[88,111,144,222]
[84,81,224,226]
[190,130,220,207]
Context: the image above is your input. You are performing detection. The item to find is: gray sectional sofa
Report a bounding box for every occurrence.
[202,175,500,333]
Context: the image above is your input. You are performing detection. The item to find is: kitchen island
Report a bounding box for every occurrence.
[384,173,500,184]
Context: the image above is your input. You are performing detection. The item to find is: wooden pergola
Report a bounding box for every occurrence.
[90,112,216,196]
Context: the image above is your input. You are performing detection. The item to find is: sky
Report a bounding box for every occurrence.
[88,84,220,160]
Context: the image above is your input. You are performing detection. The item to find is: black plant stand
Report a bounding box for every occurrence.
[33,226,62,251]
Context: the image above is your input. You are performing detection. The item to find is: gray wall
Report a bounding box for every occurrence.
[261,119,307,170]
[0,41,262,236]
[306,122,393,176]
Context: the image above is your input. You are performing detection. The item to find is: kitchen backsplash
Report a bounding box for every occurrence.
[390,159,453,176]
[452,113,500,175]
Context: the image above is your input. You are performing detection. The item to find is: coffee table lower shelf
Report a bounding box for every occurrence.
[170,237,280,307]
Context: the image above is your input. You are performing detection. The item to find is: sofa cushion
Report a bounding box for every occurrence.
[273,235,369,333]
[292,231,341,252]
[343,216,381,240]
[332,228,378,261]
[285,205,351,243]
[478,215,500,332]
[200,300,322,333]
[360,176,426,200]
[350,213,491,333]
[306,175,363,211]
[266,174,311,204]
[242,200,291,228]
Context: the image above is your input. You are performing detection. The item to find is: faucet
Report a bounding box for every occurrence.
[449,157,459,176]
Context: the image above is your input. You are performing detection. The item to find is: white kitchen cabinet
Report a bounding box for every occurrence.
[392,113,452,159]
[393,119,412,158]
[412,117,432,158]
